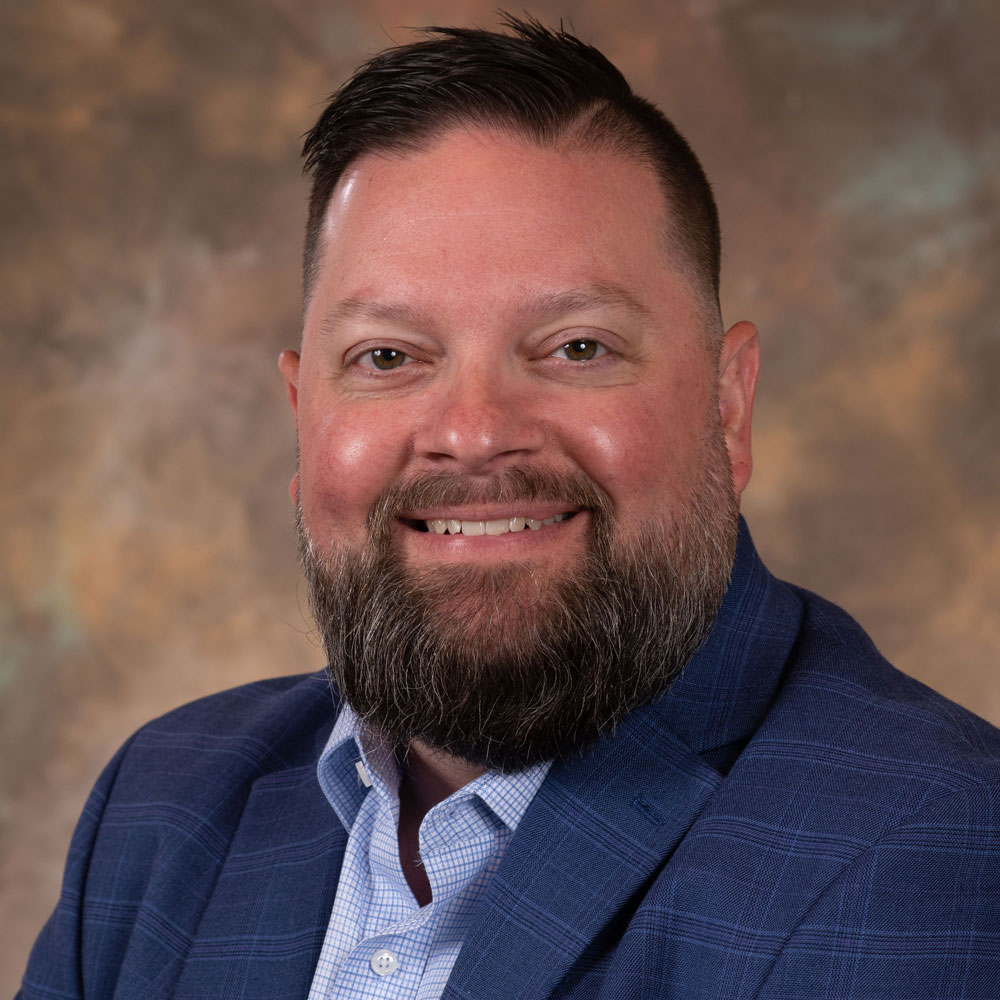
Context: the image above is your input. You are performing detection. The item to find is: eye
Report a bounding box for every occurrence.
[552,339,607,362]
[358,348,408,370]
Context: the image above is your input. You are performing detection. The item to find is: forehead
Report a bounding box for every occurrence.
[306,128,696,335]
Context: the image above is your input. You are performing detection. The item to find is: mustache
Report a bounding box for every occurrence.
[368,466,615,538]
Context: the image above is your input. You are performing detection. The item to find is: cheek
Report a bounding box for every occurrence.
[297,406,410,540]
[567,394,709,515]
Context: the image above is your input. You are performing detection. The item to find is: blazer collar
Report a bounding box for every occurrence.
[659,516,804,767]
[444,518,804,1000]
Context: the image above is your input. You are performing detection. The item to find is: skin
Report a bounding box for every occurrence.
[279,128,759,905]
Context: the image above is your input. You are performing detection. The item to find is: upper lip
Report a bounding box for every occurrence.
[401,505,582,521]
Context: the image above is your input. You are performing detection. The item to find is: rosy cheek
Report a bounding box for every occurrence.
[567,396,699,525]
[572,408,664,489]
[578,423,621,478]
[299,410,405,540]
[330,425,373,472]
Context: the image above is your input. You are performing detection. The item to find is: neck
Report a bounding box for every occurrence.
[401,740,485,815]
[396,741,485,907]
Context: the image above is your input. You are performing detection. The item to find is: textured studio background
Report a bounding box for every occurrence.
[2,0,998,987]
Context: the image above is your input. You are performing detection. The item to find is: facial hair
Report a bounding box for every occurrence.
[298,436,738,773]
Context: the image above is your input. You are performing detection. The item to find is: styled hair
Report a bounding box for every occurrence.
[301,14,721,314]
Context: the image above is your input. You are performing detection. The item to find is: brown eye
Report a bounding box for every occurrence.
[369,348,407,370]
[557,339,603,361]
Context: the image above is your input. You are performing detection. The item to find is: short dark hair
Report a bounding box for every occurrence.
[301,14,721,316]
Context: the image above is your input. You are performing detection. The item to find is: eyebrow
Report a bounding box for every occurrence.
[515,283,652,327]
[320,298,430,340]
[319,282,652,339]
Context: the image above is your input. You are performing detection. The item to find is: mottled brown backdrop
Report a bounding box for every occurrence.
[2,0,997,988]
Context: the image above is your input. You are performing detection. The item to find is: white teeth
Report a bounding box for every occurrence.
[424,513,573,535]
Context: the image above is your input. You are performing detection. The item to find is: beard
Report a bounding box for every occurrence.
[298,432,739,773]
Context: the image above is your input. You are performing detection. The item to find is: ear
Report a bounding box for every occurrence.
[716,321,760,495]
[278,349,300,419]
[278,349,301,505]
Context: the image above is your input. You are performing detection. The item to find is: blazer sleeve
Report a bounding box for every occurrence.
[18,735,135,1000]
[758,780,1000,999]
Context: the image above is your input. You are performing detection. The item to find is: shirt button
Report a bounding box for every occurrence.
[370,948,399,976]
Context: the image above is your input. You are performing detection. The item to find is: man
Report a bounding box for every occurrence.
[20,16,1000,999]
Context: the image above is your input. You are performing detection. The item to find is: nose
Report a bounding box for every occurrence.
[413,368,546,473]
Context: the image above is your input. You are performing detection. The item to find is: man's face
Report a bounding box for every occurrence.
[281,128,758,767]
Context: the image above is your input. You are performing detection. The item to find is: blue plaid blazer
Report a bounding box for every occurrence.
[20,522,1000,998]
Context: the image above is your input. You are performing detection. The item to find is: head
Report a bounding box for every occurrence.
[280,16,760,771]
[300,14,722,325]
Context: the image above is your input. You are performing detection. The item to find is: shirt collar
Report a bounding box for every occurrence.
[472,761,550,831]
[316,702,550,833]
[316,702,391,831]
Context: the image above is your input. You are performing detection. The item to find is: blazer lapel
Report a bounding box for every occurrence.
[443,706,721,1000]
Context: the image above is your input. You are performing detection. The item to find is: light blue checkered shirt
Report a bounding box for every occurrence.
[308,704,551,999]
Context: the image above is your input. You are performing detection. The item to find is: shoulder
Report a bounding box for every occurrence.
[741,589,1000,997]
[138,670,335,741]
[19,672,342,998]
[72,670,339,854]
[712,585,1000,949]
[773,585,1000,789]
[683,583,1000,870]
[117,670,339,783]
[80,671,340,908]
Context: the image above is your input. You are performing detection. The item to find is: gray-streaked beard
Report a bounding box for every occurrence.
[298,447,738,773]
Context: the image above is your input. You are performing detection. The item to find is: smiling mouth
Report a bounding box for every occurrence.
[404,510,581,536]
